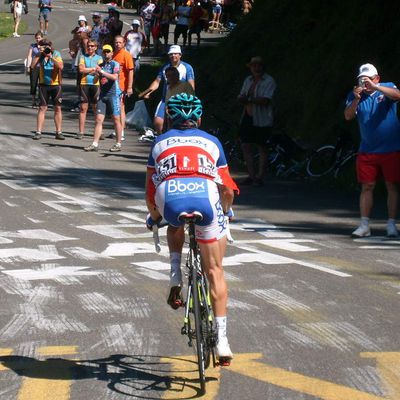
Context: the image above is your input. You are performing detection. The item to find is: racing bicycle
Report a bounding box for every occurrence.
[153,212,231,395]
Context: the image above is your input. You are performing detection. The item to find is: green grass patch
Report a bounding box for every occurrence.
[0,12,27,40]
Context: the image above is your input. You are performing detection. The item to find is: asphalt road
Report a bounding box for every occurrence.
[0,2,400,399]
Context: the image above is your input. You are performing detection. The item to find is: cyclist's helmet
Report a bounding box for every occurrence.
[166,93,203,127]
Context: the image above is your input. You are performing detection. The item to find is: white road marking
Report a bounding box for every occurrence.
[0,248,64,263]
[0,229,77,242]
[78,224,147,239]
[102,242,159,256]
[2,266,102,281]
[251,289,312,312]
[0,59,22,66]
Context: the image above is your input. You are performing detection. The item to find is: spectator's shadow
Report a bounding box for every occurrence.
[0,354,214,399]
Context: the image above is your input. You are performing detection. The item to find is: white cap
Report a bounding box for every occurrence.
[168,45,182,55]
[357,63,378,78]
[78,15,87,22]
[132,19,140,26]
[92,12,101,17]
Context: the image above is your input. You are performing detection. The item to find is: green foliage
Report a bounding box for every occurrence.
[189,0,400,146]
[0,13,14,39]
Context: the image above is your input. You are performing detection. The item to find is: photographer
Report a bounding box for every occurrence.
[31,40,64,140]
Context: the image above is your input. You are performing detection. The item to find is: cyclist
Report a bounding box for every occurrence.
[145,93,238,363]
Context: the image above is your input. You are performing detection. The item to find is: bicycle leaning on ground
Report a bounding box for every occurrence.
[306,128,357,178]
[152,212,233,395]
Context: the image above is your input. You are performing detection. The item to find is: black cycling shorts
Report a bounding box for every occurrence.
[79,85,100,105]
[38,85,62,107]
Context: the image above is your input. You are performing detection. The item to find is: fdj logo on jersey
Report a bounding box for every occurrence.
[167,179,207,196]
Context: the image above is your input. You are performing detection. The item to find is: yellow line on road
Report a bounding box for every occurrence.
[228,353,387,400]
[0,348,13,371]
[17,346,78,400]
[362,352,400,399]
[161,355,221,399]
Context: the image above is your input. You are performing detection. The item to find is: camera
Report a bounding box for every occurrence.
[358,77,366,89]
[44,47,52,55]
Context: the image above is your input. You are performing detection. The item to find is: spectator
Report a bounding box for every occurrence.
[188,2,204,47]
[12,0,23,37]
[210,0,223,30]
[151,0,162,55]
[174,0,191,47]
[106,7,123,41]
[77,39,102,139]
[84,44,123,152]
[26,31,44,108]
[38,0,52,35]
[237,56,276,186]
[158,0,174,54]
[124,19,147,74]
[90,12,103,53]
[165,66,195,102]
[31,40,64,140]
[344,63,400,238]
[110,35,134,141]
[138,44,195,134]
[140,0,156,53]
[69,15,92,70]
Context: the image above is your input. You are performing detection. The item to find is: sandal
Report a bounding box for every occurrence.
[167,286,183,310]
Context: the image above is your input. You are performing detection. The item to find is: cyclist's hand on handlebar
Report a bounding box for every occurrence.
[225,208,234,221]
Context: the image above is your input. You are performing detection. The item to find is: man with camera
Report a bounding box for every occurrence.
[344,63,400,238]
[31,40,64,140]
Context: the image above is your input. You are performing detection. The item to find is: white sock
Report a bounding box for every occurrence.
[92,142,99,147]
[170,252,182,287]
[361,217,369,227]
[216,316,227,340]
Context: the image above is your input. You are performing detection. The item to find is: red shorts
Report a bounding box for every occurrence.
[356,151,400,183]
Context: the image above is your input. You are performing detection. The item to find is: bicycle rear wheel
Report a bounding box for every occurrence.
[306,145,336,177]
[192,262,207,394]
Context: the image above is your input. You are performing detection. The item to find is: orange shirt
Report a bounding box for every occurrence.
[113,49,134,91]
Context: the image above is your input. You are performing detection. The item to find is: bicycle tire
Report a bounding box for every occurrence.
[306,145,336,177]
[333,152,356,179]
[192,258,207,394]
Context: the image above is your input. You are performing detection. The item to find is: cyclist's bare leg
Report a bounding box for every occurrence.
[385,181,398,219]
[54,105,62,133]
[166,225,185,308]
[198,236,228,317]
[360,182,375,218]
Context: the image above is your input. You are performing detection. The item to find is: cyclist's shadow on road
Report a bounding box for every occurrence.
[0,354,214,399]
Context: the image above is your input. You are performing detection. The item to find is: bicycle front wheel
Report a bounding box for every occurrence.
[306,145,336,177]
[192,265,207,394]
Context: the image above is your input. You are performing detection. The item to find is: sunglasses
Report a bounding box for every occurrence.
[87,45,97,48]
[103,50,111,53]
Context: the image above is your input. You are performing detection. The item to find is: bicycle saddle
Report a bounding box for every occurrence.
[178,211,203,223]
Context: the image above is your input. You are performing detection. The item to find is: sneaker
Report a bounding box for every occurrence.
[84,144,98,152]
[386,224,399,238]
[55,132,65,140]
[70,106,80,112]
[109,143,121,152]
[167,286,183,310]
[32,132,42,140]
[107,132,116,139]
[75,133,84,140]
[216,337,233,365]
[351,224,371,238]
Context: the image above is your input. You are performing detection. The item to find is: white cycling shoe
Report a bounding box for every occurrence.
[387,223,399,238]
[216,337,233,365]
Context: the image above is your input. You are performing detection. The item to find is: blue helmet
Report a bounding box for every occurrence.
[166,93,203,126]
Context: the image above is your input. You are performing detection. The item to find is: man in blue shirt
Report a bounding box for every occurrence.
[139,44,195,134]
[345,63,400,237]
[38,0,52,35]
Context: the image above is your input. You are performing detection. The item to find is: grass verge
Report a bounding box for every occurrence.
[0,12,27,40]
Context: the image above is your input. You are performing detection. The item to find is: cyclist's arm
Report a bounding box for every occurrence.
[145,167,161,221]
[139,77,161,98]
[218,185,234,214]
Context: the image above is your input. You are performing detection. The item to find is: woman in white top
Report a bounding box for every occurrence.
[12,0,24,37]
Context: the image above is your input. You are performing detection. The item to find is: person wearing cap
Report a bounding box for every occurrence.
[138,44,195,134]
[84,44,123,153]
[345,63,400,238]
[70,15,92,68]
[124,19,147,74]
[90,13,103,53]
[237,56,276,186]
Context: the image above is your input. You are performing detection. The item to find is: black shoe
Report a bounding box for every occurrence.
[32,132,42,140]
[167,286,183,310]
[55,132,65,140]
